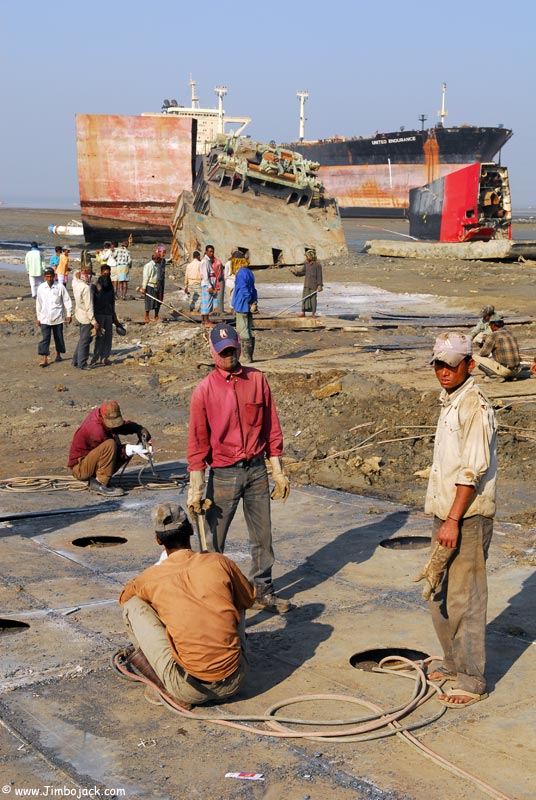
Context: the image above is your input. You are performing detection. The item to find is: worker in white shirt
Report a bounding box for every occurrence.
[35,267,72,367]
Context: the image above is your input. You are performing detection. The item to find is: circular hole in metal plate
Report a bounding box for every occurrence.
[72,536,127,548]
[0,618,30,634]
[350,647,429,672]
[380,536,431,550]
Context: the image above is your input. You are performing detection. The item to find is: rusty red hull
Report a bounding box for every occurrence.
[76,115,195,242]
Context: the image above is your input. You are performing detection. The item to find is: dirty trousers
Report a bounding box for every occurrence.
[429,514,493,694]
[122,596,248,706]
[71,323,93,368]
[206,459,275,597]
[71,439,120,485]
[472,354,521,380]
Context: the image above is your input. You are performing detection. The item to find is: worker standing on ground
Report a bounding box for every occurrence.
[183,250,202,312]
[25,241,45,298]
[141,246,166,323]
[187,323,292,613]
[472,314,521,381]
[35,266,72,367]
[118,503,255,707]
[232,252,258,363]
[199,244,218,326]
[425,332,497,707]
[91,264,121,366]
[470,305,495,345]
[71,263,98,370]
[68,401,150,496]
[291,248,323,318]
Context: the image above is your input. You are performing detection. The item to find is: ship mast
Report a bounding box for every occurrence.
[189,75,199,109]
[215,86,227,135]
[297,91,309,141]
[437,82,448,127]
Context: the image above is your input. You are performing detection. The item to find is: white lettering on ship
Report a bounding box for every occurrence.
[372,136,417,146]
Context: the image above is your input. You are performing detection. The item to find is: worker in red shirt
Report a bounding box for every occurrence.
[68,401,151,496]
[187,323,291,613]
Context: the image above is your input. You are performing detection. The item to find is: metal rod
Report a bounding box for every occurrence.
[273,290,318,318]
[137,288,200,325]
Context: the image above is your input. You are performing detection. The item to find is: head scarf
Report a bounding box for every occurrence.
[305,248,316,261]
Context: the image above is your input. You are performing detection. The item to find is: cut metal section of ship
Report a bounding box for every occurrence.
[171,135,347,266]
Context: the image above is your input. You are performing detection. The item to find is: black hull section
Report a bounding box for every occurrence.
[340,206,408,219]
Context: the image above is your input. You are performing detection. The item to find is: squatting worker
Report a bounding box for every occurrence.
[119,503,255,708]
[426,332,497,708]
[187,323,292,613]
[68,401,151,497]
[472,314,521,381]
[291,248,323,318]
[35,266,72,368]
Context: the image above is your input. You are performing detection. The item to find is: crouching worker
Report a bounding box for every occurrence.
[118,503,255,708]
[68,400,151,496]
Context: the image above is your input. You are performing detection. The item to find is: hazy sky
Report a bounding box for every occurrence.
[1,0,534,208]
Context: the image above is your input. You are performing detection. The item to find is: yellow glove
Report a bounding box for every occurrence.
[413,542,455,600]
[269,456,290,503]
[249,301,258,313]
[187,470,205,515]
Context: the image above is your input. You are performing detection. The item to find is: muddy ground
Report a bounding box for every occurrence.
[1,218,535,531]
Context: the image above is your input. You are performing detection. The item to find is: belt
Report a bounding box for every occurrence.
[220,456,265,469]
[177,664,226,688]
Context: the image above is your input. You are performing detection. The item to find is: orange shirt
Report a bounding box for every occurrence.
[56,253,70,276]
[119,549,255,682]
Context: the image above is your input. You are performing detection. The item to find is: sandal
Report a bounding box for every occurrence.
[438,688,488,708]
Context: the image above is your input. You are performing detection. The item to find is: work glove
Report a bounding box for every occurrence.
[138,427,152,443]
[249,301,258,313]
[187,470,206,515]
[413,542,455,600]
[125,443,149,460]
[269,456,290,503]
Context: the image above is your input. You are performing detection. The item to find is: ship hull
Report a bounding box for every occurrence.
[76,114,195,242]
[291,126,512,218]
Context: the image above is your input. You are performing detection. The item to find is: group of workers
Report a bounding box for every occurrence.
[66,289,533,712]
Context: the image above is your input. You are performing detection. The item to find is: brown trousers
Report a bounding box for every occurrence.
[71,439,120,485]
[429,514,493,694]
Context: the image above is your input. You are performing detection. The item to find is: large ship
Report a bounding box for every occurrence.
[288,85,513,218]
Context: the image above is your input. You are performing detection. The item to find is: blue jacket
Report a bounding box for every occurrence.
[232,267,257,313]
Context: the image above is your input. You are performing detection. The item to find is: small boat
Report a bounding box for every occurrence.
[48,220,84,237]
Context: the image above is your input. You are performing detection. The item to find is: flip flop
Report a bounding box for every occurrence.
[438,688,488,708]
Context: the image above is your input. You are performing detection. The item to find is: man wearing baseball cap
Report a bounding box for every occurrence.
[472,314,522,381]
[187,322,292,613]
[68,401,151,496]
[118,502,255,707]
[35,266,72,367]
[424,332,497,707]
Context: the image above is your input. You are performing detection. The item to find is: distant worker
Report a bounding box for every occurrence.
[35,266,72,368]
[470,305,495,345]
[71,263,98,370]
[291,248,323,318]
[231,252,258,363]
[56,247,70,286]
[187,323,291,613]
[213,251,225,314]
[91,264,122,366]
[114,240,132,300]
[25,241,45,298]
[472,314,521,381]
[118,503,255,708]
[183,250,202,312]
[223,247,237,308]
[68,401,150,496]
[141,246,166,323]
[49,245,63,271]
[199,244,218,326]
